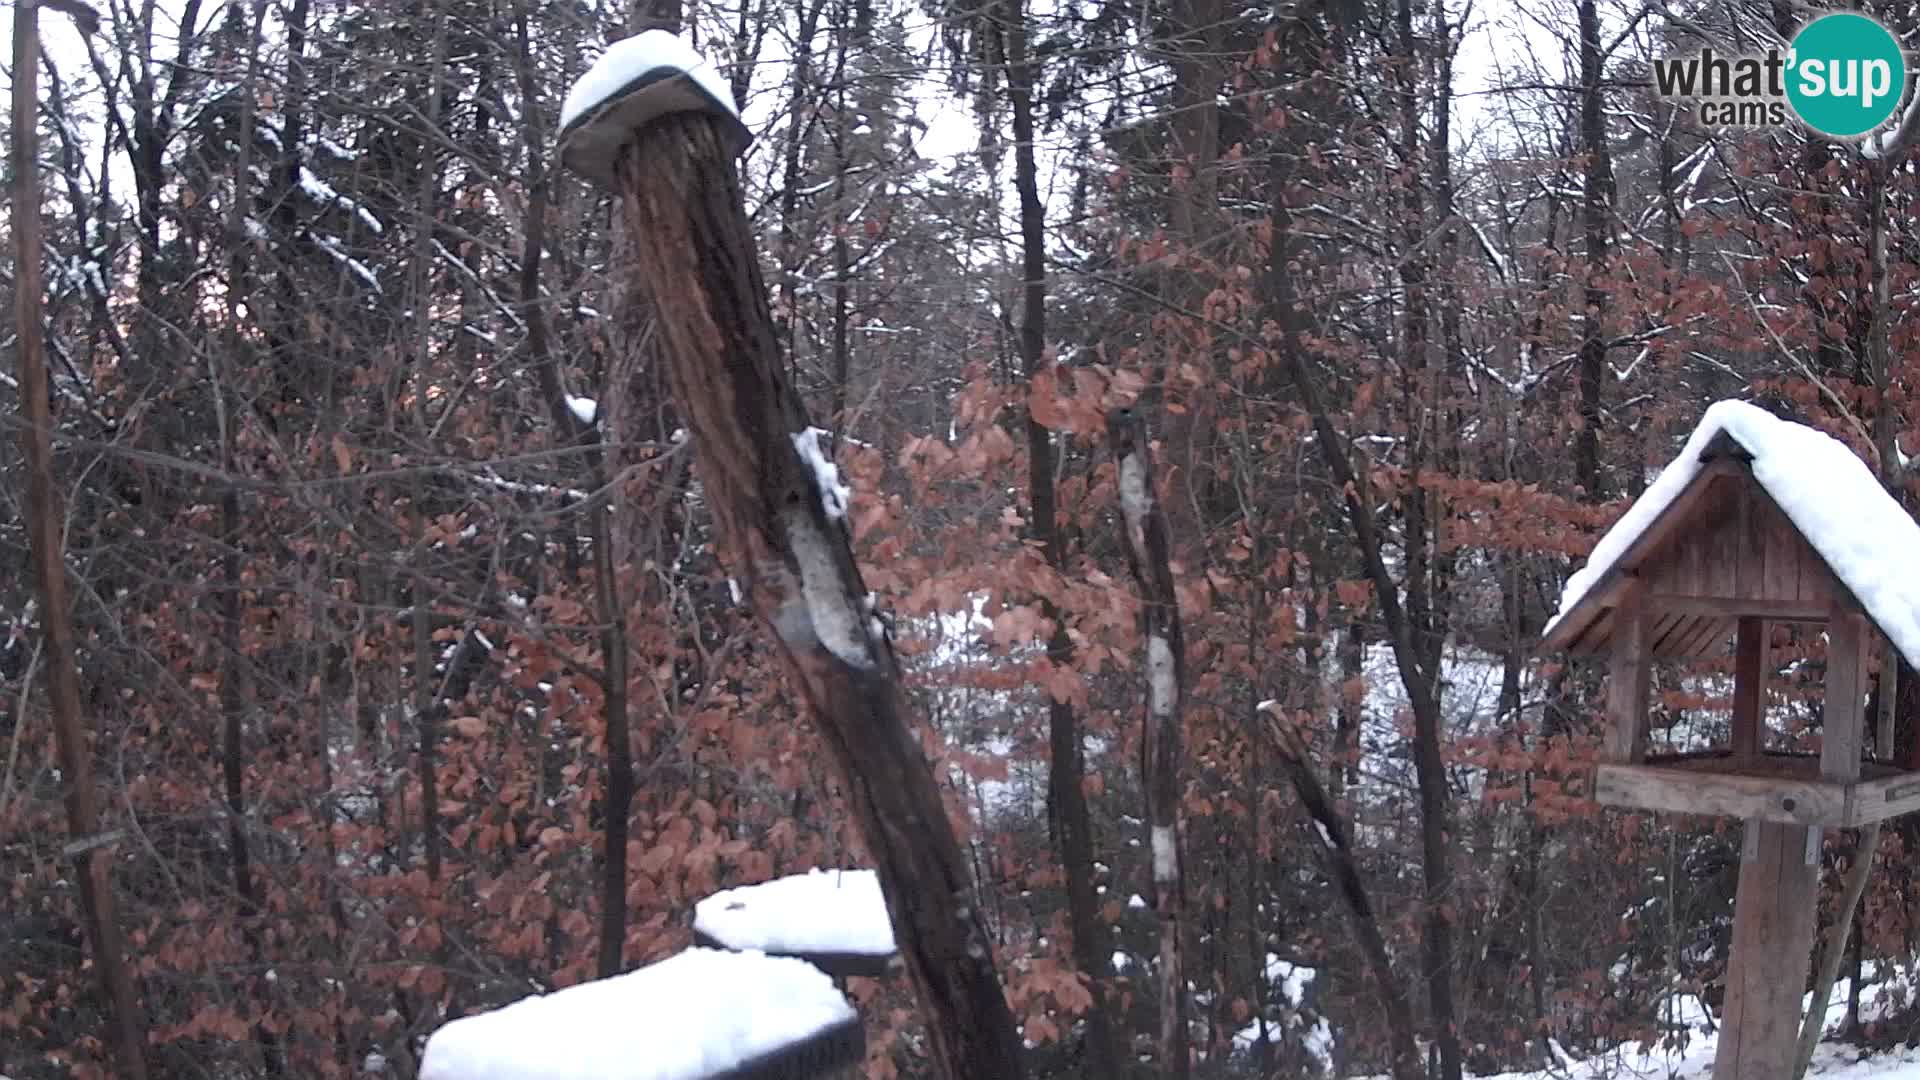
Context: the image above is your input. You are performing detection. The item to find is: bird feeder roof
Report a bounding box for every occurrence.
[1540,400,1920,668]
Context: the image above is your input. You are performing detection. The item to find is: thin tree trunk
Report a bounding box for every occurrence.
[217,13,282,1066]
[998,3,1123,1074]
[12,5,151,1073]
[590,480,633,978]
[1574,0,1614,501]
[513,0,639,980]
[1388,0,1461,1062]
[1269,180,1461,1080]
[1109,411,1191,1080]
[409,1,450,886]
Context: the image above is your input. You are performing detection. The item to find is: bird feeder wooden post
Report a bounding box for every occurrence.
[1541,413,1920,1080]
[556,36,1025,1080]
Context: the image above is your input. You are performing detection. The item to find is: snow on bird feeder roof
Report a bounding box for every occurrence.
[418,948,861,1080]
[693,869,897,978]
[558,31,751,187]
[1541,399,1920,670]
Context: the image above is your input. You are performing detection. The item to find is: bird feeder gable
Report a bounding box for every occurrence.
[1541,401,1920,669]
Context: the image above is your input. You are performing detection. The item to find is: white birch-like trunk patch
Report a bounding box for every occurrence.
[1151,824,1177,884]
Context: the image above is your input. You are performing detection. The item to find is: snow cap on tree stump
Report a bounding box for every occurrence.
[558,31,750,187]
[418,948,862,1080]
[693,868,899,978]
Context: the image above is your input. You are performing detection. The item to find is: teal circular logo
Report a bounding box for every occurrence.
[1787,13,1907,137]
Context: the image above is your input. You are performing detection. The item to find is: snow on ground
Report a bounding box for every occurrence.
[560,30,740,133]
[1451,970,1919,1080]
[1231,954,1333,1071]
[1546,400,1920,669]
[692,868,894,958]
[418,948,852,1080]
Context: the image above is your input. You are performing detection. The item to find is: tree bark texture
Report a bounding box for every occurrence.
[1109,409,1191,1079]
[606,113,1026,1080]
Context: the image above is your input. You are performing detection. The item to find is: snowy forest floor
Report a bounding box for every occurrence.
[1465,972,1920,1079]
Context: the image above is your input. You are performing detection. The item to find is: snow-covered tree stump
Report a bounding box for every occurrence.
[556,33,1024,1080]
[419,948,862,1080]
[693,869,897,979]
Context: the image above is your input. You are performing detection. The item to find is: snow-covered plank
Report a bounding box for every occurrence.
[419,948,860,1080]
[692,869,895,977]
[558,31,750,186]
[1544,400,1920,669]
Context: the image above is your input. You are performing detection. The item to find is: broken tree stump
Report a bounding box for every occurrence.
[420,948,864,1080]
[693,868,898,980]
[557,37,1025,1080]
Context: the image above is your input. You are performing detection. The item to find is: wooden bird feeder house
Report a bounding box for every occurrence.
[1540,400,1920,1078]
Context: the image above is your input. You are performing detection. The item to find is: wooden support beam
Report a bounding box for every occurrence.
[1605,578,1653,763]
[1593,762,1846,826]
[1877,633,1900,763]
[1648,594,1830,621]
[1714,820,1820,1079]
[1732,617,1766,762]
[1824,607,1868,783]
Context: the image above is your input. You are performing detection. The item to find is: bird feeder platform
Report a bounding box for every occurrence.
[1594,751,1920,828]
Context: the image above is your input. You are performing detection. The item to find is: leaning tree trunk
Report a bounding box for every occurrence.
[602,113,1026,1080]
[1259,704,1423,1080]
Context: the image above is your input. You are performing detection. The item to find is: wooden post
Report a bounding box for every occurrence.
[597,113,1025,1080]
[1605,578,1652,763]
[1731,617,1766,763]
[1824,608,1867,783]
[1717,605,1868,1079]
[1714,820,1822,1079]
